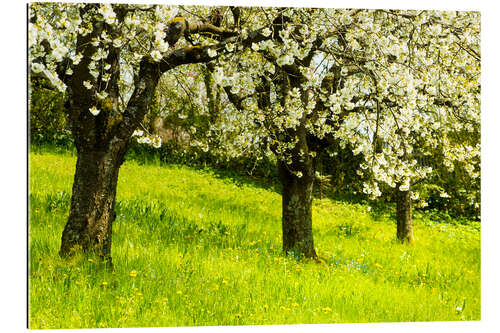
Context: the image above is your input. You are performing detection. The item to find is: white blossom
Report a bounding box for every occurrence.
[151,50,162,62]
[83,80,93,90]
[207,48,217,58]
[73,53,83,65]
[31,63,44,73]
[98,4,117,25]
[261,27,272,37]
[89,106,100,116]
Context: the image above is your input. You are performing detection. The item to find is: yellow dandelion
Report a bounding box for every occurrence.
[263,304,269,310]
[136,292,143,297]
[176,290,183,295]
[235,313,242,318]
[162,297,168,302]
[129,270,138,277]
[222,280,228,285]
[292,302,299,307]
[101,281,108,286]
[322,307,332,313]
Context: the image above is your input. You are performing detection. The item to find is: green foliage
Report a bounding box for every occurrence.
[29,151,480,328]
[428,166,480,219]
[29,78,72,147]
[126,139,278,185]
[318,141,366,199]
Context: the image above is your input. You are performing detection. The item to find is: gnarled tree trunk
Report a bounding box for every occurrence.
[396,187,414,243]
[59,39,161,265]
[60,138,128,264]
[277,128,317,259]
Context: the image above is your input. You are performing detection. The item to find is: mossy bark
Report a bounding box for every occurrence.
[278,160,317,258]
[60,43,161,265]
[59,138,128,265]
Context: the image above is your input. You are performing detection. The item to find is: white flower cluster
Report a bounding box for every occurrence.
[134,130,162,149]
[216,8,480,204]
[29,3,178,99]
[98,4,117,25]
[29,4,480,208]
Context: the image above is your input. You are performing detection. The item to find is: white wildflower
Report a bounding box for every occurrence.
[73,53,83,65]
[96,91,108,100]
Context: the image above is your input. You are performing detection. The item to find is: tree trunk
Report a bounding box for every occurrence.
[59,138,128,265]
[204,67,220,123]
[277,160,317,258]
[396,188,415,243]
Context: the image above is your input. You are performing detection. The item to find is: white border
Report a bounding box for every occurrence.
[3,1,498,332]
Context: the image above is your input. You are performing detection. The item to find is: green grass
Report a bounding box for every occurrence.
[28,151,480,328]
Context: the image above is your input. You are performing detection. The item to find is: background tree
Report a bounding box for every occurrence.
[205,8,479,253]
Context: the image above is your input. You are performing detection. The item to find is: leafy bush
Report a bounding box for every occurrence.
[29,78,71,147]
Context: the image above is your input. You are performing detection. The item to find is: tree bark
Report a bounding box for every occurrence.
[59,137,128,265]
[396,188,415,243]
[203,66,220,123]
[277,159,317,258]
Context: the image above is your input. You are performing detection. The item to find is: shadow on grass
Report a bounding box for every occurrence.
[113,198,275,250]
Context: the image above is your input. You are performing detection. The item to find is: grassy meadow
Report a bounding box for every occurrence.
[28,150,480,328]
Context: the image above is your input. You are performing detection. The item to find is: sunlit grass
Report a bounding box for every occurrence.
[29,151,480,328]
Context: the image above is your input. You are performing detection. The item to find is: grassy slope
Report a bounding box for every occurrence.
[28,151,480,328]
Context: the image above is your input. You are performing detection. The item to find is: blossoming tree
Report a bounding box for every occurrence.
[207,8,480,254]
[28,3,254,264]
